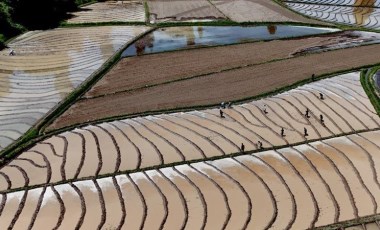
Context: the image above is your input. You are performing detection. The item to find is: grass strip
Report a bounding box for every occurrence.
[76,0,98,7]
[156,20,336,28]
[361,68,380,117]
[60,21,147,27]
[143,0,150,24]
[315,214,380,230]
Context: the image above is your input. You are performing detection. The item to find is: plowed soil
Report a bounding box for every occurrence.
[48,41,380,131]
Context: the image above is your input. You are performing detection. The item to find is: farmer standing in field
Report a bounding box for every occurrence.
[305,108,310,118]
[304,127,308,137]
[263,104,268,114]
[281,128,285,137]
[220,109,225,118]
[258,141,263,149]
[241,143,245,152]
[320,114,325,125]
[320,93,324,100]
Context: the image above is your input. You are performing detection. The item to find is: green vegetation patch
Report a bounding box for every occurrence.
[361,68,380,117]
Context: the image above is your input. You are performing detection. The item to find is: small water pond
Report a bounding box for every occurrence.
[122,25,340,57]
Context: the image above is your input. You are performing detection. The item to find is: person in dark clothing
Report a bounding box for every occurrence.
[220,109,225,118]
[305,108,310,118]
[319,93,324,100]
[241,143,245,152]
[312,74,316,81]
[281,128,285,137]
[263,104,268,114]
[320,114,325,125]
[258,141,263,149]
[304,127,308,137]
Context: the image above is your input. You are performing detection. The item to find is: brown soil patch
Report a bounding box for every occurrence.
[48,41,380,131]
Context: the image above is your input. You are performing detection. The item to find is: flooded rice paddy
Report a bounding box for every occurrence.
[285,0,380,29]
[0,26,149,151]
[122,25,340,57]
[292,30,380,55]
[1,130,380,229]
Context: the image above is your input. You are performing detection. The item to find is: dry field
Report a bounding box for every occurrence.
[66,1,146,24]
[0,26,149,151]
[2,73,379,191]
[211,0,327,24]
[0,130,379,229]
[49,41,380,129]
[147,0,226,22]
[285,0,380,29]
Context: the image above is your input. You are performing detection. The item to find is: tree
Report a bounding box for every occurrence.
[10,0,77,29]
[0,0,23,48]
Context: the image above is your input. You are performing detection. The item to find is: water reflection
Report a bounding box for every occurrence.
[292,30,380,56]
[267,25,277,35]
[122,25,339,57]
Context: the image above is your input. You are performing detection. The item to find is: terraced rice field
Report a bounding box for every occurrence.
[0,26,149,151]
[285,0,380,7]
[211,0,327,24]
[2,72,379,191]
[0,130,380,229]
[2,0,380,228]
[66,1,146,24]
[285,0,380,29]
[49,39,380,129]
[147,0,226,22]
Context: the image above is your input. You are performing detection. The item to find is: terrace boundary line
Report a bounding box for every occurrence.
[362,68,380,116]
[315,214,380,230]
[144,0,150,24]
[0,126,379,195]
